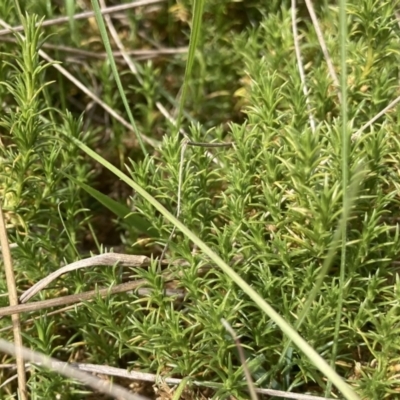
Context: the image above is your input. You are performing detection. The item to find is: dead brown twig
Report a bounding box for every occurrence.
[0,252,241,318]
[0,206,27,399]
[0,277,173,317]
[0,0,166,36]
[2,361,338,400]
[0,37,187,62]
[19,253,177,303]
[0,339,149,400]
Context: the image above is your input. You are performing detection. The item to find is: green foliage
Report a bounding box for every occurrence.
[0,14,93,397]
[1,0,400,399]
[126,1,400,398]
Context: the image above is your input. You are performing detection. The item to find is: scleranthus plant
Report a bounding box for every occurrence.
[124,2,400,398]
[0,14,94,398]
[1,1,400,399]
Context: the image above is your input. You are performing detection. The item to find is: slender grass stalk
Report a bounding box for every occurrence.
[176,0,205,134]
[291,0,316,133]
[277,1,363,373]
[0,0,165,36]
[222,319,259,400]
[0,339,148,400]
[65,0,77,44]
[90,0,147,156]
[171,377,191,400]
[279,162,365,365]
[327,0,349,396]
[0,207,27,400]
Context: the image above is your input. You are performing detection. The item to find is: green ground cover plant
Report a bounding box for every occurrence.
[1,0,400,399]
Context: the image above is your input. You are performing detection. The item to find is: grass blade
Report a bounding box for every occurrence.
[176,0,205,132]
[90,0,147,155]
[327,0,350,396]
[65,173,157,237]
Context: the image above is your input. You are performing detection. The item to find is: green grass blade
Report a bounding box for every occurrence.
[90,0,147,155]
[327,0,350,395]
[65,173,157,237]
[67,135,360,400]
[176,0,205,133]
[171,377,191,400]
[279,163,365,363]
[65,0,77,43]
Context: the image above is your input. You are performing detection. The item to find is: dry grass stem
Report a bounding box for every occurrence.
[0,278,170,317]
[0,37,187,61]
[0,288,178,332]
[0,243,18,252]
[0,206,27,400]
[0,360,338,400]
[0,0,166,36]
[0,373,19,390]
[99,0,141,77]
[185,141,233,148]
[19,253,183,303]
[304,0,341,100]
[155,102,226,167]
[291,0,316,133]
[221,319,259,400]
[0,305,84,333]
[351,94,400,140]
[0,252,243,317]
[20,362,335,400]
[0,339,150,400]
